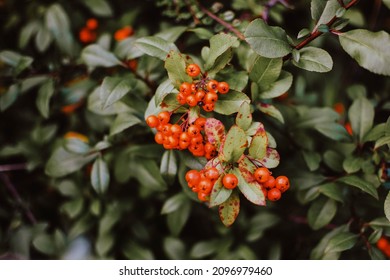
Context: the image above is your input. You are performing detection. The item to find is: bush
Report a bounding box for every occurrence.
[0,0,390,260]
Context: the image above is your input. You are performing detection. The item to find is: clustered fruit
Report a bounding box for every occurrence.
[185,166,290,203]
[79,18,98,44]
[114,26,134,41]
[376,236,390,258]
[146,113,217,159]
[177,64,230,112]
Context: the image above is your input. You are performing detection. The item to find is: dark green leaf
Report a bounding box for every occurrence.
[136,36,178,60]
[190,240,221,259]
[369,247,386,260]
[167,202,191,236]
[35,27,52,53]
[375,136,390,150]
[160,150,178,184]
[245,19,292,58]
[156,26,187,42]
[302,150,321,171]
[205,33,238,70]
[338,175,378,199]
[123,242,154,260]
[343,155,363,174]
[188,28,214,40]
[385,192,390,222]
[308,197,337,230]
[214,90,250,115]
[339,29,390,76]
[88,86,133,116]
[155,79,176,106]
[257,103,285,123]
[96,233,114,257]
[323,150,344,172]
[318,183,344,203]
[348,96,374,142]
[236,101,252,131]
[292,47,333,73]
[100,77,133,109]
[314,123,352,141]
[82,44,122,69]
[209,177,232,207]
[110,113,141,136]
[249,55,283,90]
[219,191,240,227]
[363,123,386,142]
[91,156,110,194]
[61,198,83,219]
[258,71,293,99]
[164,51,192,88]
[33,234,55,255]
[298,28,311,39]
[311,0,328,21]
[36,79,54,119]
[310,224,349,259]
[314,0,340,29]
[82,0,113,17]
[163,237,186,259]
[220,125,247,163]
[369,217,390,229]
[161,193,187,215]
[325,232,359,254]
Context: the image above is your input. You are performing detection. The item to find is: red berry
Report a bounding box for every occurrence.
[198,191,209,202]
[170,124,182,137]
[205,167,220,180]
[146,115,159,128]
[180,132,191,142]
[154,132,164,144]
[275,176,290,193]
[195,90,206,102]
[204,92,218,104]
[186,95,198,107]
[263,176,276,190]
[267,188,281,201]
[180,82,192,96]
[207,80,218,93]
[185,170,200,185]
[157,111,170,125]
[377,237,389,251]
[161,124,172,136]
[186,64,201,77]
[217,81,229,94]
[202,103,215,112]
[222,174,238,189]
[187,125,200,137]
[177,93,187,105]
[254,167,271,183]
[204,142,215,154]
[194,117,206,130]
[86,18,98,30]
[199,178,213,194]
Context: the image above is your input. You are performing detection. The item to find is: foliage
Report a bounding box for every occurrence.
[0,0,390,260]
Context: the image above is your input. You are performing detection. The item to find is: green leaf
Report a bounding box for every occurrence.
[207,49,233,77]
[163,237,186,260]
[314,0,340,29]
[236,101,252,131]
[205,33,238,70]
[339,29,390,76]
[209,177,232,207]
[308,197,337,230]
[61,198,83,218]
[343,155,363,174]
[19,21,40,49]
[110,113,141,136]
[64,139,91,155]
[348,96,374,142]
[135,36,178,60]
[155,79,176,107]
[318,183,344,203]
[220,125,247,163]
[214,90,250,115]
[188,28,214,40]
[323,150,344,172]
[156,26,187,42]
[245,19,292,58]
[82,0,113,17]
[257,103,285,123]
[311,0,328,21]
[314,123,352,141]
[363,123,386,142]
[164,51,192,88]
[91,156,110,194]
[161,193,187,215]
[36,79,55,119]
[298,28,311,39]
[100,77,133,109]
[35,27,52,53]
[302,150,321,171]
[219,191,240,227]
[338,175,378,199]
[160,150,178,184]
[160,93,186,112]
[292,47,333,73]
[325,232,359,254]
[257,148,280,168]
[190,240,221,259]
[385,192,390,222]
[204,118,225,149]
[88,86,134,116]
[167,202,190,236]
[45,147,98,178]
[310,224,349,259]
[258,71,293,99]
[114,37,143,60]
[33,234,55,255]
[82,44,122,69]
[233,168,265,206]
[249,124,268,160]
[384,0,390,10]
[369,217,390,228]
[369,247,386,260]
[0,50,33,76]
[375,136,390,150]
[123,242,154,260]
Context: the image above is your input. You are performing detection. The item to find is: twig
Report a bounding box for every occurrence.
[262,0,293,22]
[185,0,201,25]
[0,163,27,172]
[198,3,245,40]
[0,172,37,225]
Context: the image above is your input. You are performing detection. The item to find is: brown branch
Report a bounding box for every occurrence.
[0,163,27,172]
[0,172,37,225]
[198,3,245,40]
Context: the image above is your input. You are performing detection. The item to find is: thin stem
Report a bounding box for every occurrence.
[185,0,201,25]
[198,3,245,40]
[0,173,37,225]
[0,163,27,172]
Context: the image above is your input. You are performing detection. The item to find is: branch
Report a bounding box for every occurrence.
[198,3,245,40]
[0,163,27,172]
[0,172,37,225]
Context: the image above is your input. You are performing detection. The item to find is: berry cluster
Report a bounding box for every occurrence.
[177,64,230,112]
[79,18,98,44]
[146,112,217,159]
[377,236,390,258]
[185,168,219,202]
[114,26,134,41]
[254,167,290,202]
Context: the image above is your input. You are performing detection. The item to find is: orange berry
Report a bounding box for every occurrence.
[185,170,200,185]
[202,103,215,112]
[179,140,190,149]
[114,26,134,41]
[180,82,192,96]
[207,80,218,93]
[195,90,206,102]
[190,83,197,92]
[177,93,187,105]
[345,122,353,136]
[187,125,200,137]
[198,191,209,202]
[204,92,218,104]
[86,18,98,30]
[204,142,215,154]
[79,27,96,43]
[64,132,89,143]
[333,102,345,115]
[377,237,389,251]
[154,132,164,144]
[263,176,276,190]
[254,167,271,183]
[186,64,201,77]
[170,124,182,137]
[217,81,229,94]
[275,176,290,193]
[161,124,172,136]
[146,115,159,128]
[267,188,281,201]
[199,178,213,194]
[127,59,138,71]
[191,135,203,146]
[186,95,198,107]
[205,167,219,180]
[222,174,238,189]
[180,132,191,142]
[194,117,206,130]
[157,111,170,125]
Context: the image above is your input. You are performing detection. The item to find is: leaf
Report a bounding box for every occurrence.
[374,136,390,150]
[310,224,349,259]
[164,51,192,88]
[156,26,187,42]
[82,0,113,17]
[325,232,359,254]
[19,21,40,49]
[204,118,225,149]
[163,237,186,260]
[100,77,133,109]
[308,197,337,230]
[110,113,141,136]
[258,71,293,99]
[384,0,390,10]
[36,79,55,119]
[188,28,214,40]
[161,193,187,215]
[245,19,292,58]
[314,0,340,29]
[209,177,232,207]
[318,182,344,203]
[207,49,233,77]
[35,27,52,53]
[311,0,328,21]
[167,202,191,236]
[205,33,238,70]
[249,125,268,160]
[160,150,178,184]
[81,44,122,68]
[45,147,98,178]
[342,155,363,174]
[190,240,221,259]
[219,191,240,227]
[114,37,144,60]
[302,150,321,171]
[338,175,378,199]
[91,156,110,194]
[257,148,280,168]
[257,103,285,123]
[214,90,250,115]
[220,125,247,163]
[339,29,390,76]
[236,101,252,131]
[348,96,375,142]
[135,36,178,60]
[314,123,352,141]
[363,123,386,142]
[249,56,283,90]
[292,47,333,73]
[33,234,55,255]
[233,166,266,206]
[64,139,91,155]
[155,79,176,107]
[88,86,134,116]
[369,217,390,228]
[385,192,390,222]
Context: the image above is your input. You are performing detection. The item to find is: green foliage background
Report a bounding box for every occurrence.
[0,0,390,260]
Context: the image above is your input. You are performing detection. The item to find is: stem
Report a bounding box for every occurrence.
[0,173,37,225]
[369,0,382,29]
[0,163,27,172]
[198,3,245,40]
[185,0,201,25]
[262,0,293,22]
[284,0,360,60]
